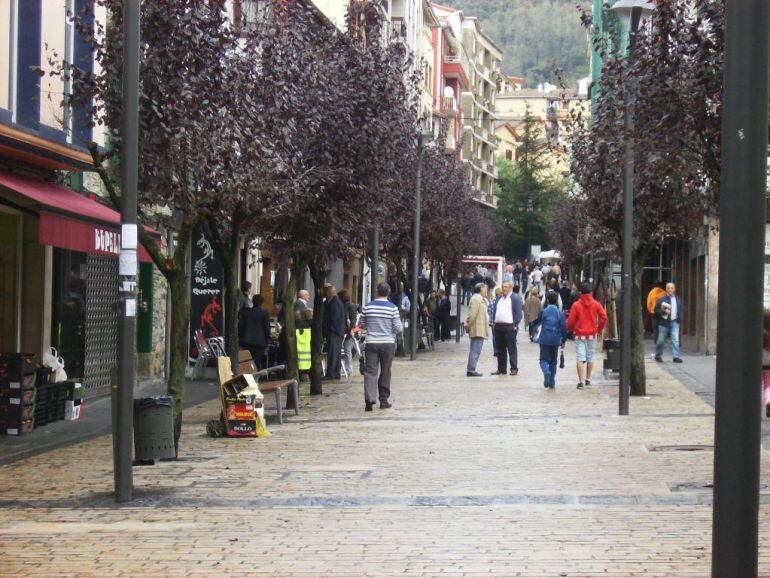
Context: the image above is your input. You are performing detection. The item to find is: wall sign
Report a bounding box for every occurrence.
[189,229,224,359]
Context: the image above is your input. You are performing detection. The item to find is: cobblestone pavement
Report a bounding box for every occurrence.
[1,335,770,577]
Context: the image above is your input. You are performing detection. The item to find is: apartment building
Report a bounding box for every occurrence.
[432,4,502,208]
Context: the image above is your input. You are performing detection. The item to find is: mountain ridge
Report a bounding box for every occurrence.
[436,0,590,86]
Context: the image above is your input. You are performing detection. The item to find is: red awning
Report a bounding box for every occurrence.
[0,170,154,263]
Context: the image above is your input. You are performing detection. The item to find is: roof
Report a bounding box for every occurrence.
[497,88,583,100]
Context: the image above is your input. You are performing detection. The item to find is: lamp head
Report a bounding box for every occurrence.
[611,0,654,33]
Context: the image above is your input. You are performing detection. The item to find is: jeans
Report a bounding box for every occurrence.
[539,344,559,387]
[467,337,485,372]
[494,324,518,373]
[656,321,680,359]
[326,333,343,378]
[463,289,473,305]
[343,335,354,375]
[364,342,395,403]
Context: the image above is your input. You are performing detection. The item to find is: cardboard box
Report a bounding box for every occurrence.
[65,400,83,421]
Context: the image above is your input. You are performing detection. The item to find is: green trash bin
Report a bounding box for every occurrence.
[133,396,175,462]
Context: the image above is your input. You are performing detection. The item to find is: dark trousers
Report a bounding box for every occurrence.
[364,342,395,403]
[539,344,559,387]
[243,343,266,370]
[494,323,518,373]
[326,333,343,378]
[436,316,451,341]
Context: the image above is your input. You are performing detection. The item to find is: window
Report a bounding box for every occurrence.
[505,149,512,161]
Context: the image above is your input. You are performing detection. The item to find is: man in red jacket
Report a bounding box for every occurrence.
[567,284,608,389]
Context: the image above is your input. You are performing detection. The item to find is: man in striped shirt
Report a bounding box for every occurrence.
[359,282,403,411]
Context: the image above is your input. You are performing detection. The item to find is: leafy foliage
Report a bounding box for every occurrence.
[495,107,567,259]
[564,0,724,394]
[439,0,590,85]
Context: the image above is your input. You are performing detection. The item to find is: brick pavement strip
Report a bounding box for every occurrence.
[1,336,769,576]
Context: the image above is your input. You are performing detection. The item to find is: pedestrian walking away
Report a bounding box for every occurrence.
[654,283,683,363]
[524,286,542,342]
[489,281,523,376]
[322,284,346,380]
[531,291,568,389]
[646,282,665,340]
[529,266,544,296]
[567,284,608,389]
[238,294,271,370]
[359,282,403,411]
[465,283,490,377]
[435,289,452,341]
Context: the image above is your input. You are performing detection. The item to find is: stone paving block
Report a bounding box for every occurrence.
[0,338,768,575]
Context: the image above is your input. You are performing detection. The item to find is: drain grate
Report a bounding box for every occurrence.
[647,444,714,452]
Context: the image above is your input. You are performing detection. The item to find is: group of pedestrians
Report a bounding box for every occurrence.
[646,282,683,363]
[463,269,609,390]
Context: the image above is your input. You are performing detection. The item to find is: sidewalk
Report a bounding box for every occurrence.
[0,377,219,466]
[1,335,770,576]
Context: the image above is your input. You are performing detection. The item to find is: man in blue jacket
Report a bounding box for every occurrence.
[531,291,568,389]
[323,284,346,380]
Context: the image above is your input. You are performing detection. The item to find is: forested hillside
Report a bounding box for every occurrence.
[438,0,590,86]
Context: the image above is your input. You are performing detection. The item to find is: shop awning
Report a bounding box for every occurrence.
[0,170,155,263]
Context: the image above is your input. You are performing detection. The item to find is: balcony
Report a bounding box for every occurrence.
[441,95,457,117]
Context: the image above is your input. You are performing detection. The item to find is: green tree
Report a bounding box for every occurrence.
[495,106,566,259]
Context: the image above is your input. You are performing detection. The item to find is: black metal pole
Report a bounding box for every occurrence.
[410,134,424,361]
[370,227,379,302]
[114,0,140,503]
[712,1,768,574]
[619,8,643,417]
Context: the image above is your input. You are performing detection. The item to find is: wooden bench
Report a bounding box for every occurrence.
[235,350,299,425]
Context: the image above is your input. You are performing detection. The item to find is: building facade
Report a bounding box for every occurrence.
[494,79,589,176]
[0,1,167,399]
[432,3,502,208]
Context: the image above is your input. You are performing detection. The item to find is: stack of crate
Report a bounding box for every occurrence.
[34,371,68,427]
[0,353,36,436]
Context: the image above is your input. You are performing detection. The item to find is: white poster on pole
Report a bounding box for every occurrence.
[764,264,770,309]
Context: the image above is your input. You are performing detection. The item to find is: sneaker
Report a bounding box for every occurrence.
[365,402,374,412]
[380,401,392,409]
[577,382,584,389]
[655,356,663,363]
[585,379,591,386]
[467,371,483,377]
[673,358,683,363]
[510,369,518,376]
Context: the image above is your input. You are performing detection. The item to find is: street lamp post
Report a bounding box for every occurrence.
[611,0,652,417]
[410,125,432,360]
[114,0,140,503]
[712,2,769,575]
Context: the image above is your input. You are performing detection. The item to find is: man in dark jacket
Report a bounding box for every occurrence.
[435,289,452,341]
[238,294,271,369]
[489,281,524,375]
[323,284,346,380]
[654,282,683,363]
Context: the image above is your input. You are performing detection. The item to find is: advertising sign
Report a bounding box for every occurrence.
[189,228,224,359]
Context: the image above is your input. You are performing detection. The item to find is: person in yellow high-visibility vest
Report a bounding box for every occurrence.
[296,316,312,377]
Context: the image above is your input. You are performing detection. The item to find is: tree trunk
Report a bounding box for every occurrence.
[630,251,647,396]
[307,258,328,395]
[283,255,306,407]
[166,269,189,450]
[222,232,241,374]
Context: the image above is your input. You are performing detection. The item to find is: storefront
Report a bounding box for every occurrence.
[0,170,156,397]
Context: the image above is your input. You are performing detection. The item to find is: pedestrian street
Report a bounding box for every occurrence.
[1,334,770,576]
